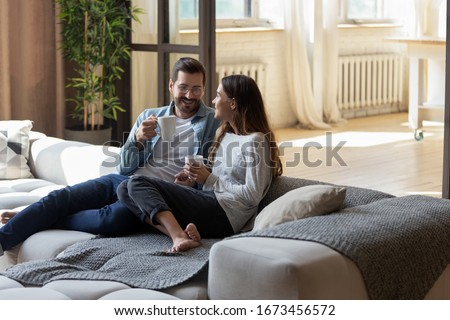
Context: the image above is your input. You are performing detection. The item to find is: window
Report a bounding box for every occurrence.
[180,0,250,20]
[340,0,408,24]
[179,0,283,29]
[216,0,251,19]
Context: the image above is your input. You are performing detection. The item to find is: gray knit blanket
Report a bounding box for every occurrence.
[2,232,220,289]
[234,195,450,300]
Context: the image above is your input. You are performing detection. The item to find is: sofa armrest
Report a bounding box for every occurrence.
[29,131,47,144]
[208,237,368,300]
[29,137,120,185]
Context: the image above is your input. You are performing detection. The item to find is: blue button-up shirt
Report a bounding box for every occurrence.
[117,101,219,176]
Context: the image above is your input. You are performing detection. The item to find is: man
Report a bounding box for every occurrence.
[118,57,218,178]
[0,57,219,255]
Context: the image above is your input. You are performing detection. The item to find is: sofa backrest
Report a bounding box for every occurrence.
[29,137,120,186]
[259,176,395,212]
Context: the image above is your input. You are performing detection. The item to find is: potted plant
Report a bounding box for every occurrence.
[55,0,143,145]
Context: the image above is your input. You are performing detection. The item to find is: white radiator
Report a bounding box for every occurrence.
[337,54,403,110]
[216,63,267,96]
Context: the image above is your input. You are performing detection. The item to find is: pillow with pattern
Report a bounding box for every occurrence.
[0,120,34,179]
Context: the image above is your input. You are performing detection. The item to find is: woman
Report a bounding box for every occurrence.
[117,74,283,252]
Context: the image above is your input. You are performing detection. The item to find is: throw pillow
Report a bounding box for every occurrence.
[253,184,346,231]
[0,120,34,179]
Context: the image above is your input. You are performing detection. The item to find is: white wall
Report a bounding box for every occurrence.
[338,25,407,55]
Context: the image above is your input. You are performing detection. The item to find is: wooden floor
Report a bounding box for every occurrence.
[274,112,445,197]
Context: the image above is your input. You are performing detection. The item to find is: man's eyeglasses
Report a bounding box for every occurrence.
[177,85,203,96]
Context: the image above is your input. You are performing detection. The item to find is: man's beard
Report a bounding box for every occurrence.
[174,96,201,110]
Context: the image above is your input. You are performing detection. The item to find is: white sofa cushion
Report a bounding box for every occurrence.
[0,136,120,210]
[0,275,24,290]
[44,280,131,300]
[17,229,96,263]
[208,237,368,299]
[0,288,71,300]
[30,137,120,185]
[100,288,180,300]
[0,179,65,210]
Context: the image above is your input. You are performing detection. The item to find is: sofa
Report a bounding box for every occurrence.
[1,124,450,300]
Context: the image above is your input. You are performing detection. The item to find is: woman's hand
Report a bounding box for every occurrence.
[174,170,197,187]
[183,162,211,185]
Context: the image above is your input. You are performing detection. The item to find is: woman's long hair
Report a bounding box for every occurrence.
[209,75,283,178]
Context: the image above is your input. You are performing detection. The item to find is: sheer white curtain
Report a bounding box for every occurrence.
[322,0,345,124]
[284,0,342,128]
[406,0,446,37]
[284,0,329,129]
[418,0,446,37]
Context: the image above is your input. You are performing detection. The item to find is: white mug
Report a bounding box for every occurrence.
[158,115,176,141]
[185,155,204,166]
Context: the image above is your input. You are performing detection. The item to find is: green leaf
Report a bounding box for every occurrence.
[55,0,142,124]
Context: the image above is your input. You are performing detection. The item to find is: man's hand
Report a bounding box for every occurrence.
[135,115,158,149]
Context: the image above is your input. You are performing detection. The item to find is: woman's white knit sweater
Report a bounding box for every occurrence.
[203,132,273,233]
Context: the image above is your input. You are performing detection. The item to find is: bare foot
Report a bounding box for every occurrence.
[0,211,17,224]
[170,238,200,252]
[184,223,201,242]
[169,228,201,252]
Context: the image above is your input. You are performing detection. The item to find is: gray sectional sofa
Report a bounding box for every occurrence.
[1,132,449,300]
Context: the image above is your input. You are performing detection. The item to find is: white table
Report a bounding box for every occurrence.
[388,37,446,140]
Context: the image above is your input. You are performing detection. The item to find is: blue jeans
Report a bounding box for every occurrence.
[0,174,146,251]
